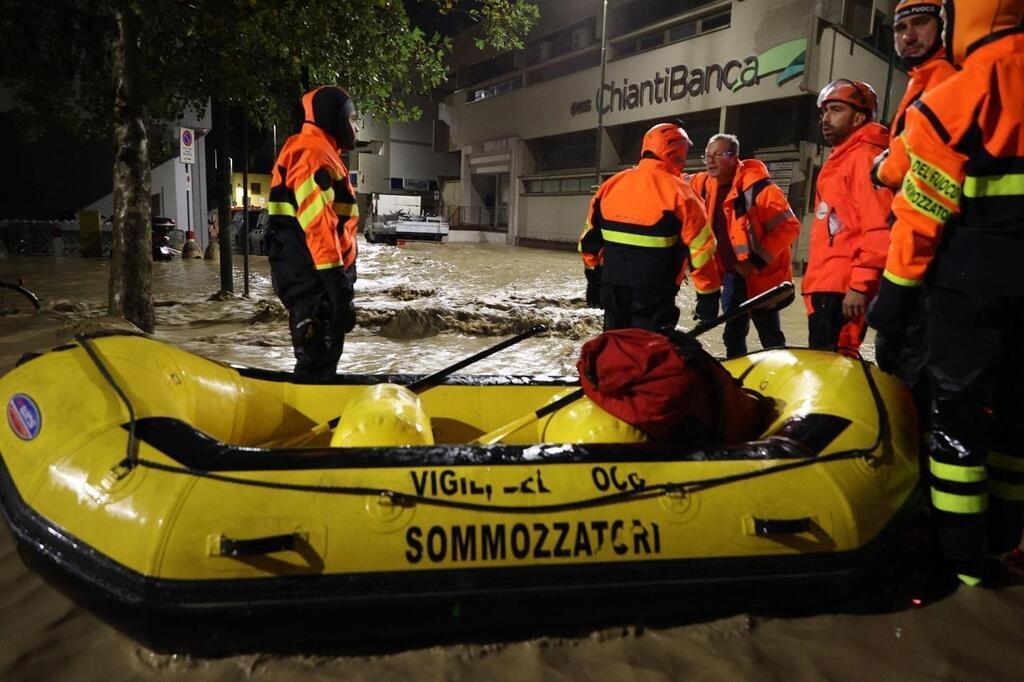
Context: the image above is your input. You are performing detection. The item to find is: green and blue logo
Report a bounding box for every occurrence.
[734,38,807,91]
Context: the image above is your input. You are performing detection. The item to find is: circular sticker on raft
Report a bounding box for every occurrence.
[815,200,830,220]
[7,394,42,440]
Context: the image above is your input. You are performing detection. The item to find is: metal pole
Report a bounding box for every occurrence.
[881,45,897,123]
[185,166,192,241]
[241,117,250,297]
[594,0,609,189]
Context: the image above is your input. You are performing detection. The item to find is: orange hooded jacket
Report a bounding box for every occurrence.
[875,52,958,189]
[689,159,800,297]
[267,89,359,273]
[579,158,720,295]
[803,122,894,298]
[884,30,1024,294]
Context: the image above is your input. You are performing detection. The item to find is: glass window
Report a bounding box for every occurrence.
[525,180,542,193]
[668,21,697,42]
[560,178,582,193]
[527,50,601,86]
[639,31,664,51]
[613,41,638,59]
[526,130,597,173]
[700,11,730,32]
[460,52,517,88]
[608,0,719,39]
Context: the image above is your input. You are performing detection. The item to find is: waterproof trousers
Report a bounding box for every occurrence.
[266,225,350,379]
[926,286,1024,583]
[722,271,785,358]
[875,292,931,433]
[601,284,680,332]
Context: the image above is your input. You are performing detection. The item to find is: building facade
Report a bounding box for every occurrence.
[440,0,908,263]
[351,95,461,224]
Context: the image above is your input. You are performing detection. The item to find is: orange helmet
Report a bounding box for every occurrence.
[641,123,691,172]
[943,0,1024,65]
[816,79,878,120]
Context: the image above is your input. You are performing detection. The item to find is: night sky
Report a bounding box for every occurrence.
[1,3,477,221]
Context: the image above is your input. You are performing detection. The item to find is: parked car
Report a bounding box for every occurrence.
[230,208,268,255]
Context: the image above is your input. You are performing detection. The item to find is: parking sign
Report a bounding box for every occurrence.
[179,127,195,165]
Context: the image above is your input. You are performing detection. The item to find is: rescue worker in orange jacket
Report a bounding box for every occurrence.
[689,134,800,358]
[580,123,720,331]
[871,0,958,423]
[867,0,1024,587]
[872,0,958,190]
[802,79,893,354]
[266,86,360,378]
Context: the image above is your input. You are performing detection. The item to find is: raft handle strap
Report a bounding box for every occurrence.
[219,532,301,557]
[76,335,138,473]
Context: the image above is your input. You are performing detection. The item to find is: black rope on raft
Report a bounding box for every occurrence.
[128,446,870,514]
[76,335,139,473]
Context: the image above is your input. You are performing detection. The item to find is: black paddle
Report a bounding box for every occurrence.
[472,282,795,445]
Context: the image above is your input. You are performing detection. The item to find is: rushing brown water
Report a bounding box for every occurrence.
[1,241,1021,681]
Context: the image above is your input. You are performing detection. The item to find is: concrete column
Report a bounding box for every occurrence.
[507,137,522,245]
[598,127,618,180]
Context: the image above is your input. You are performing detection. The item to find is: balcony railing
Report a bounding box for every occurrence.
[445,206,509,231]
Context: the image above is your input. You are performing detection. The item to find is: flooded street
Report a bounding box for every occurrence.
[1,240,1021,681]
[0,239,825,376]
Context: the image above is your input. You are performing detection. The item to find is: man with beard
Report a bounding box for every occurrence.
[870,0,958,422]
[802,80,893,354]
[873,0,958,189]
[266,86,360,378]
[868,0,1024,586]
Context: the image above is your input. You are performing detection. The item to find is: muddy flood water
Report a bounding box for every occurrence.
[1,240,1022,681]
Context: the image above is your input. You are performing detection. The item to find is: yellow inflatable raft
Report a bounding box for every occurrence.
[0,333,920,652]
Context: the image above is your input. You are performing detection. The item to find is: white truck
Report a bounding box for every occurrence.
[366,193,448,244]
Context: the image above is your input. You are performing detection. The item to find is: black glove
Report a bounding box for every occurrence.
[866,278,920,336]
[584,266,603,308]
[874,330,904,374]
[339,301,356,333]
[317,266,356,341]
[693,291,721,323]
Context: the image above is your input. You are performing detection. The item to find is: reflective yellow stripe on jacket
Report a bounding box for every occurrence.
[268,201,296,217]
[687,222,714,269]
[601,229,679,248]
[963,173,1024,198]
[334,202,360,217]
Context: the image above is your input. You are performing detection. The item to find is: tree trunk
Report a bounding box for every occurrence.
[214,101,234,294]
[109,1,154,332]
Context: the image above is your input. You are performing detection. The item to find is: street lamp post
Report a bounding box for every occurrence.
[594,0,609,189]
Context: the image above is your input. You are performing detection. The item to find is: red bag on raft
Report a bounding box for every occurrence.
[576,329,771,443]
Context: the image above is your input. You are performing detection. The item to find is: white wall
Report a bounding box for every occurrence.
[83,136,210,252]
[390,140,458,182]
[518,193,591,243]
